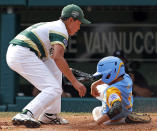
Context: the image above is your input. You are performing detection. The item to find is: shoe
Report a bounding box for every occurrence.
[39,113,69,125]
[12,113,41,128]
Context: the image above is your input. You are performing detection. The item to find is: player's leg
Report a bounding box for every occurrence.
[38,57,68,124]
[38,98,69,125]
[92,106,103,121]
[92,84,108,121]
[6,45,62,127]
[92,106,126,125]
[22,57,63,120]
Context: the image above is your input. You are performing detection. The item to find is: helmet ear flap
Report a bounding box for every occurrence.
[106,74,111,79]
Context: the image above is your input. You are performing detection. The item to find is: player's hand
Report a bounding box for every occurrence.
[91,84,100,97]
[73,81,87,97]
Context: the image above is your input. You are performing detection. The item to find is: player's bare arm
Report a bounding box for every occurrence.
[95,100,122,125]
[91,79,104,97]
[52,44,86,97]
[96,114,110,125]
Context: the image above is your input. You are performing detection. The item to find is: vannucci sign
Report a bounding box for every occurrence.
[66,24,157,60]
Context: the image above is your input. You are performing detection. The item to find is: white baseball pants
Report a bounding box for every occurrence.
[6,44,63,119]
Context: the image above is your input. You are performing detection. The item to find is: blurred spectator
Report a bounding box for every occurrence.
[128,61,153,97]
[113,50,153,97]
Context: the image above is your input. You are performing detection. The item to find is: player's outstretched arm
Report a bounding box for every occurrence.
[96,101,122,125]
[52,44,86,97]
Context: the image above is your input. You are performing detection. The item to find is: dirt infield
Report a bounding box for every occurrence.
[0,113,157,131]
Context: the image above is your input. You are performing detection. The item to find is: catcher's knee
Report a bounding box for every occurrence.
[92,106,103,121]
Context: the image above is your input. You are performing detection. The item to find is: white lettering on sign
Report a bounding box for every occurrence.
[83,31,157,55]
[67,39,77,53]
[144,32,154,54]
[84,32,93,52]
[102,32,112,54]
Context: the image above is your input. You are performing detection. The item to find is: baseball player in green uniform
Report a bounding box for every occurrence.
[6,4,90,128]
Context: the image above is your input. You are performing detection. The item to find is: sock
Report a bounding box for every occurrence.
[22,109,34,118]
[45,113,55,116]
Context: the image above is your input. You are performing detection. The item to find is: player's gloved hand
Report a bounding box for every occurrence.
[73,81,87,97]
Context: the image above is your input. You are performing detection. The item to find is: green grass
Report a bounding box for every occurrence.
[0,112,18,117]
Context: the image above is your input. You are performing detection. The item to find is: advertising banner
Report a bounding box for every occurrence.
[65,24,157,62]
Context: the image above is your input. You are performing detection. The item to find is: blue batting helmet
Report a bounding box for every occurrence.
[93,56,125,84]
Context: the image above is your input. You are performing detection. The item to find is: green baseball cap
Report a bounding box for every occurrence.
[61,4,91,24]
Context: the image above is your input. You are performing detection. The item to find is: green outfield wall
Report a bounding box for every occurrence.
[0,0,26,6]
[0,14,18,104]
[0,97,157,113]
[1,0,157,6]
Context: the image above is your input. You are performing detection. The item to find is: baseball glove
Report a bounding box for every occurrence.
[125,112,151,123]
[71,68,102,83]
[63,68,101,86]
[71,68,94,82]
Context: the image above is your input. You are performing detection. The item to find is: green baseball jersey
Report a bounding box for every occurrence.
[10,20,69,59]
